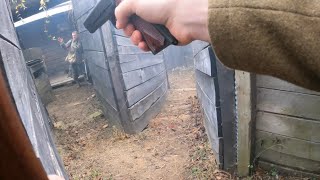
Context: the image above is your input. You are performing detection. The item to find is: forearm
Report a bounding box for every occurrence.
[60,40,71,50]
[208,0,320,91]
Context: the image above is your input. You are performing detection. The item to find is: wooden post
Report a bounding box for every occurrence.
[236,71,254,177]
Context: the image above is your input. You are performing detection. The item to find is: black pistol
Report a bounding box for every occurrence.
[83,0,178,55]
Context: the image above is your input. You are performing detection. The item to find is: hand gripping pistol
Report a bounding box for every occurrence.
[83,0,178,55]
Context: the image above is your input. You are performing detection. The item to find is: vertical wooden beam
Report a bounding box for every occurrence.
[236,71,254,177]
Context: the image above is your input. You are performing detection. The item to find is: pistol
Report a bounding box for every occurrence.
[83,0,178,55]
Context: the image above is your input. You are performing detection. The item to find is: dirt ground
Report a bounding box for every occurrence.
[48,69,222,180]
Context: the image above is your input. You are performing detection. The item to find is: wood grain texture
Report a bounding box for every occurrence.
[84,51,108,69]
[125,71,166,107]
[196,82,220,150]
[99,22,136,132]
[117,45,154,55]
[87,62,117,110]
[129,81,167,121]
[115,35,136,47]
[256,111,320,142]
[192,40,210,55]
[122,63,165,90]
[256,75,320,95]
[118,53,154,64]
[195,71,219,137]
[120,53,163,73]
[72,0,95,20]
[256,130,320,161]
[80,30,104,52]
[0,0,19,46]
[130,90,167,134]
[202,113,222,163]
[195,69,216,103]
[194,47,213,76]
[259,161,320,178]
[257,88,320,121]
[235,71,253,177]
[257,150,320,173]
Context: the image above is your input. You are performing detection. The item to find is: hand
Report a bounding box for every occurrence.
[57,37,64,43]
[115,0,210,51]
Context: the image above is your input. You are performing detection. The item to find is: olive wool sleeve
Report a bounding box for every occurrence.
[208,0,320,91]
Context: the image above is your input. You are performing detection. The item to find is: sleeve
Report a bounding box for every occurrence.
[60,40,72,50]
[207,0,320,91]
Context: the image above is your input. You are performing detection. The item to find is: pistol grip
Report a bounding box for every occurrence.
[130,15,178,55]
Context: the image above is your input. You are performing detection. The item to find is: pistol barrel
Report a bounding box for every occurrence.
[84,0,116,33]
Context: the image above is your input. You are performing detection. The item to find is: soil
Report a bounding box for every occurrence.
[48,69,219,180]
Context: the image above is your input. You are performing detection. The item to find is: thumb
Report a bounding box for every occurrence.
[114,0,136,29]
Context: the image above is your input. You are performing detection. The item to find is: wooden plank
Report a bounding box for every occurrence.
[196,84,219,139]
[258,161,320,178]
[130,89,167,133]
[236,71,254,177]
[257,88,320,121]
[195,69,216,103]
[202,113,221,163]
[192,40,210,55]
[72,0,95,19]
[115,35,135,47]
[80,31,104,52]
[129,81,167,121]
[77,11,90,33]
[256,111,320,142]
[120,53,163,73]
[84,51,107,69]
[87,63,117,109]
[119,53,151,64]
[256,130,320,161]
[117,45,154,55]
[95,92,122,128]
[123,63,165,90]
[257,150,320,173]
[194,47,213,76]
[125,71,166,107]
[256,75,320,96]
[196,82,219,144]
[0,0,19,46]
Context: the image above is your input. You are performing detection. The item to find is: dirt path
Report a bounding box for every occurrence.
[48,69,218,180]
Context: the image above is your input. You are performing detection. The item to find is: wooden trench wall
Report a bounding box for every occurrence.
[0,0,68,178]
[192,41,238,171]
[193,42,320,177]
[253,75,320,176]
[16,12,74,78]
[72,0,169,134]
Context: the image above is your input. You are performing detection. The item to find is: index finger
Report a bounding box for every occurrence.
[115,0,136,29]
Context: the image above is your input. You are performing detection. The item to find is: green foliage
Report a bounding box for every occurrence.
[11,0,57,41]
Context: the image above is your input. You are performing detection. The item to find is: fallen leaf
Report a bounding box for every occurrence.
[103,124,109,129]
